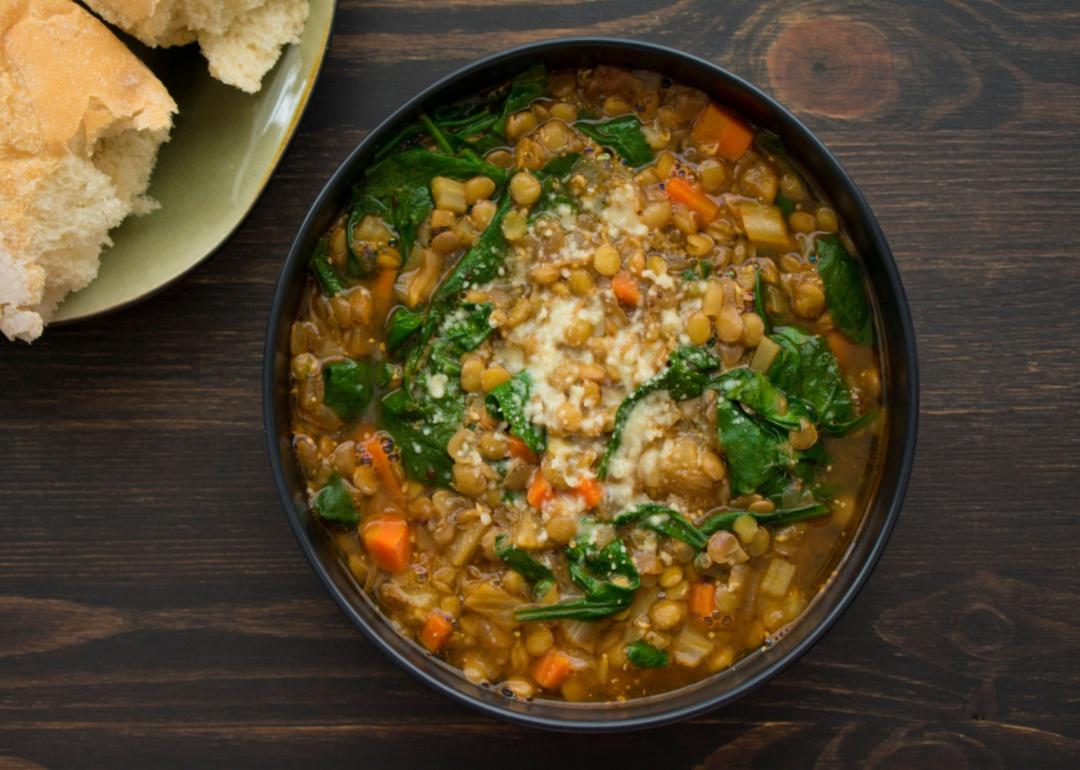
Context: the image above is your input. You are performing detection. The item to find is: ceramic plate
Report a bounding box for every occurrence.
[53,1,336,323]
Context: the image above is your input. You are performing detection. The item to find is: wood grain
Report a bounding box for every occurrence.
[1,1,1078,767]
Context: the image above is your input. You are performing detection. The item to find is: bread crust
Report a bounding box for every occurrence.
[0,0,176,341]
[0,0,175,157]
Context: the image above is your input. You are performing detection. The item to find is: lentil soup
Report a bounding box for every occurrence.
[288,65,886,702]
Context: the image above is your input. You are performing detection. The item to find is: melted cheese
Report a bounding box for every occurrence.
[605,391,681,508]
[600,180,647,237]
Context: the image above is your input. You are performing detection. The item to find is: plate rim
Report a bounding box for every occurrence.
[53,0,339,326]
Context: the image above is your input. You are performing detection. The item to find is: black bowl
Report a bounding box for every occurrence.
[263,37,918,731]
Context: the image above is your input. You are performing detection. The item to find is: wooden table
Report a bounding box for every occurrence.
[3,1,1078,767]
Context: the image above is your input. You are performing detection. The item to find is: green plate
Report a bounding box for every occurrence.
[53,1,336,323]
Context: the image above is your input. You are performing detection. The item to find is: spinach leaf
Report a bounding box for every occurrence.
[501,64,547,121]
[386,306,424,353]
[565,530,639,605]
[714,396,791,495]
[775,192,796,217]
[426,194,513,326]
[378,304,493,486]
[682,260,714,282]
[754,269,770,333]
[377,387,458,487]
[373,120,426,161]
[626,640,669,669]
[825,410,878,435]
[530,152,582,220]
[349,147,508,269]
[376,362,399,388]
[710,368,811,432]
[514,597,630,621]
[793,440,828,482]
[767,326,855,430]
[432,92,499,129]
[613,503,708,550]
[438,302,495,354]
[311,473,358,525]
[658,345,722,400]
[398,194,511,384]
[699,502,830,535]
[575,115,654,167]
[516,520,640,621]
[755,128,788,159]
[322,359,375,421]
[535,151,581,181]
[311,237,346,296]
[379,198,514,487]
[423,304,493,379]
[426,65,546,155]
[597,346,720,478]
[495,534,554,600]
[486,371,546,454]
[816,235,872,346]
[427,101,503,155]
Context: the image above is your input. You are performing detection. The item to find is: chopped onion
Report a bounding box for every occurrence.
[561,619,604,652]
[672,623,715,667]
[463,581,520,627]
[760,558,796,599]
[626,586,660,624]
[446,520,488,566]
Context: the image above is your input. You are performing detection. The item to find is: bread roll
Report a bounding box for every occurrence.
[85,0,310,94]
[0,0,176,342]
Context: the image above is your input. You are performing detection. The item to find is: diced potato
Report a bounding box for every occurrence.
[738,201,790,251]
[431,176,467,214]
[750,336,781,372]
[760,557,796,599]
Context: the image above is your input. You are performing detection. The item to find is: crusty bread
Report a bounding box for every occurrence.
[86,0,310,94]
[0,0,175,342]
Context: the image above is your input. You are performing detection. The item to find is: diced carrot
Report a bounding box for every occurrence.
[691,103,754,161]
[526,472,554,509]
[689,582,716,619]
[575,477,604,509]
[361,434,404,504]
[532,649,572,690]
[362,515,412,573]
[611,270,641,307]
[419,610,454,653]
[664,177,719,224]
[371,267,397,320]
[507,435,539,464]
[827,330,859,370]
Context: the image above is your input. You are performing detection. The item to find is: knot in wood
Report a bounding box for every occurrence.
[766,18,897,119]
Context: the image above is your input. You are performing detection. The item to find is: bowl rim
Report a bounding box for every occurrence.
[262,36,919,731]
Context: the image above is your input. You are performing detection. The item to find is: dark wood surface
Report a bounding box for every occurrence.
[3,1,1078,767]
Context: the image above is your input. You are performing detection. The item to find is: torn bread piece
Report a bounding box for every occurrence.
[85,0,310,94]
[0,0,176,342]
